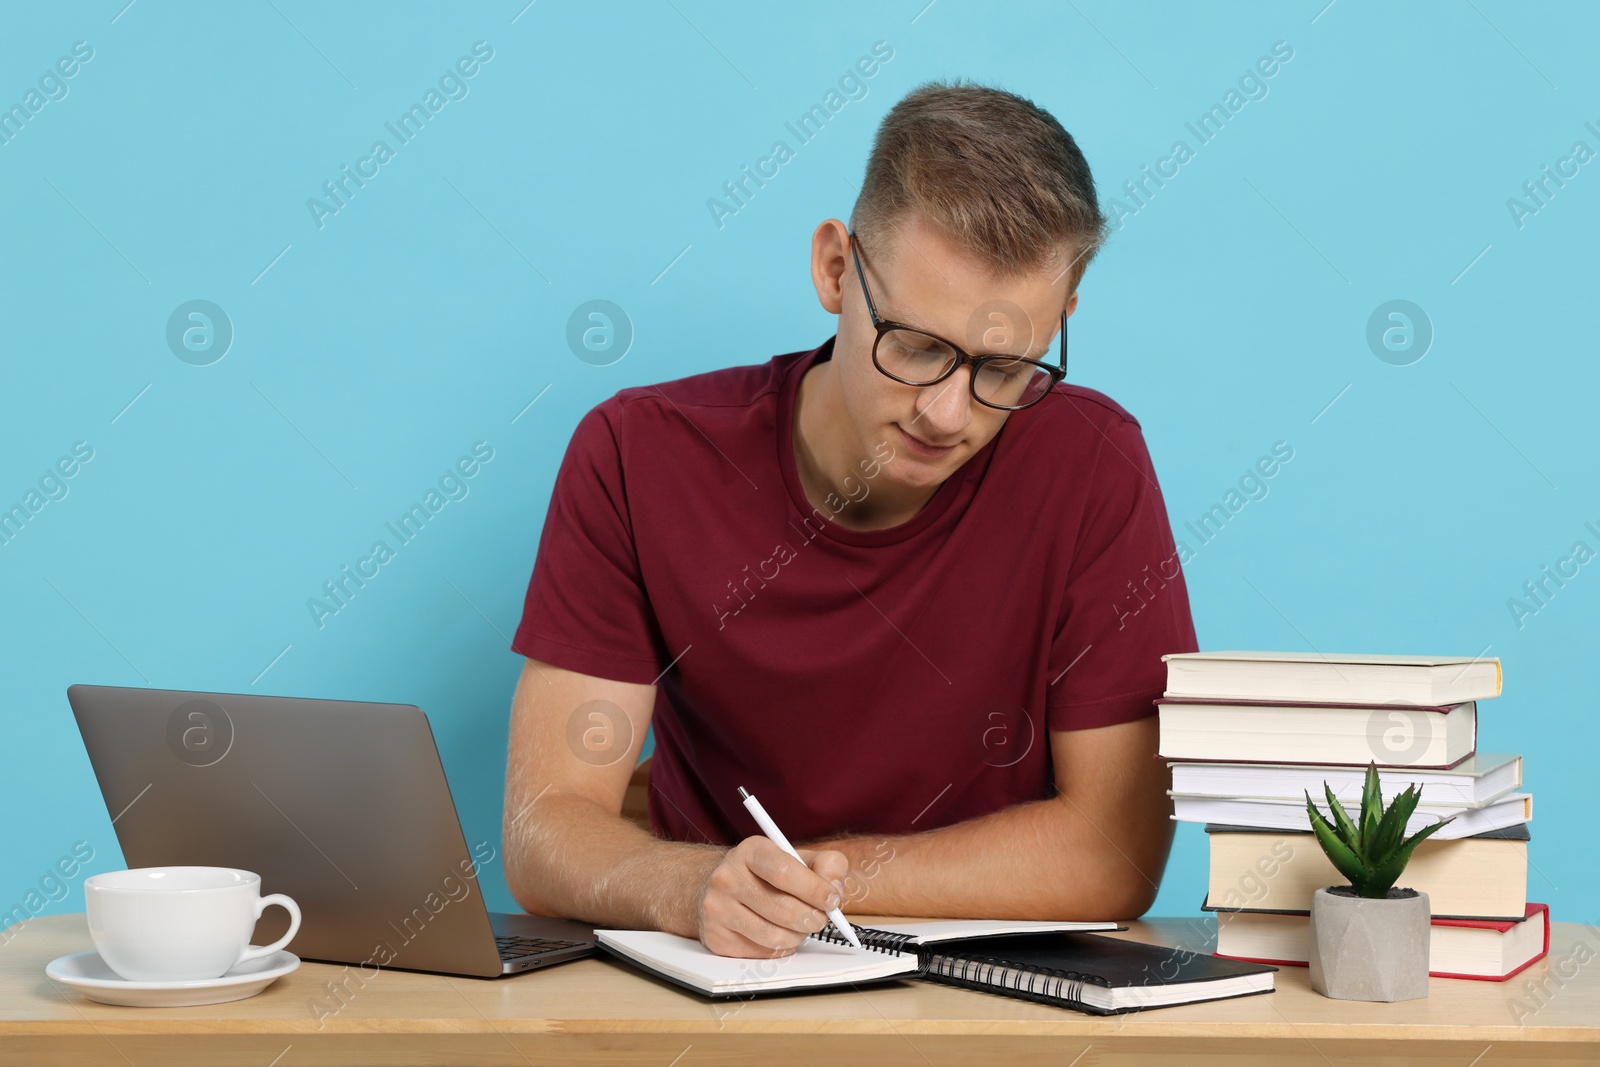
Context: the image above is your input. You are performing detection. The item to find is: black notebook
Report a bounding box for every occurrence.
[595,919,1277,1015]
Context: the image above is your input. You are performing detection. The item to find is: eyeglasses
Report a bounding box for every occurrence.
[848,229,1067,411]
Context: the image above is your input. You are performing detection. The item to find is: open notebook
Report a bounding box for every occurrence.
[595,919,1278,1015]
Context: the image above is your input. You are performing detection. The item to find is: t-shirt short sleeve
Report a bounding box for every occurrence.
[1046,411,1197,732]
[510,401,667,684]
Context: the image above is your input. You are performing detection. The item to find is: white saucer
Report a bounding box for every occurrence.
[45,948,300,1007]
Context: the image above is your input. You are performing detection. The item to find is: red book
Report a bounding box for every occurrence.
[1214,902,1550,981]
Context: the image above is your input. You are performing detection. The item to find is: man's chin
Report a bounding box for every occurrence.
[884,458,954,491]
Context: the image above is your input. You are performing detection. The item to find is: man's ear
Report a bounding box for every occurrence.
[810,219,851,316]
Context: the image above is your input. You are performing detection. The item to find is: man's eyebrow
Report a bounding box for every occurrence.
[880,298,1062,359]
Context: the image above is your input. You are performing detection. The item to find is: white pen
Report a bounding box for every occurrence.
[737,786,864,950]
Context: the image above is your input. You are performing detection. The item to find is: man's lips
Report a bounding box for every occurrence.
[898,425,957,456]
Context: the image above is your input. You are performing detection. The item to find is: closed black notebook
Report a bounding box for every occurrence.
[595,920,1277,1015]
[913,929,1277,1014]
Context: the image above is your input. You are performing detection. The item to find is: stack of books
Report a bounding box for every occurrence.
[1158,650,1548,982]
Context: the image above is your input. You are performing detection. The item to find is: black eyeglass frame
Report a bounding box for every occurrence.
[847,229,1068,411]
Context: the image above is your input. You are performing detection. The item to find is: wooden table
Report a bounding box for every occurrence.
[4,912,1596,1066]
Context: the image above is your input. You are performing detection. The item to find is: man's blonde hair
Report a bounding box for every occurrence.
[851,79,1107,293]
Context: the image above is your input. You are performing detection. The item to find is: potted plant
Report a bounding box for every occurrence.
[1302,760,1456,1002]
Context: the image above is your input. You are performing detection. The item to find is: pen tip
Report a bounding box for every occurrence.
[736,786,749,799]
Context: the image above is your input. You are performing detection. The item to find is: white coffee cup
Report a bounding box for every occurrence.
[84,866,301,982]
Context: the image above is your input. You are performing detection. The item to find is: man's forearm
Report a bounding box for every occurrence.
[800,793,1172,920]
[505,790,724,936]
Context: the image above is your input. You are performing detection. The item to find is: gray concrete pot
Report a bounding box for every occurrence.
[1308,885,1430,1001]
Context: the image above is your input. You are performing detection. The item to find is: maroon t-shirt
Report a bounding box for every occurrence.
[511,336,1197,846]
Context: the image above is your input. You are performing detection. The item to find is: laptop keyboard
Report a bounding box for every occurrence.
[496,935,588,961]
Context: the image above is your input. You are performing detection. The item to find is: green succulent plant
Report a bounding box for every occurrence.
[1303,760,1457,899]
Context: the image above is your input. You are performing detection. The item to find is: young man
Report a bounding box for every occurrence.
[503,80,1197,959]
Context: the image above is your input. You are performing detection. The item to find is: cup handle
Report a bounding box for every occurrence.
[234,893,302,969]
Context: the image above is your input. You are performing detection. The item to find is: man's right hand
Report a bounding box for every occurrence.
[693,836,851,958]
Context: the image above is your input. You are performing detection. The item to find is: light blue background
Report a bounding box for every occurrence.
[2,1,1592,930]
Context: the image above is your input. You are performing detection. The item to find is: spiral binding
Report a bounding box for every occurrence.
[810,922,918,955]
[807,928,1126,1011]
[922,949,1105,1009]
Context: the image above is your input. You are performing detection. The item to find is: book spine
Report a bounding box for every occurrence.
[1216,952,1550,983]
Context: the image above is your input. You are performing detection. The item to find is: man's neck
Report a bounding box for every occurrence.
[792,357,936,532]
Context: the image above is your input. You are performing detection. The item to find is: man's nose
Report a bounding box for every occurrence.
[910,366,975,437]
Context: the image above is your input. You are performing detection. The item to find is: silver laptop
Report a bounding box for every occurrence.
[67,683,596,978]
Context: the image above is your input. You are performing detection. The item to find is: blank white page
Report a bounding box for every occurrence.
[595,929,917,994]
